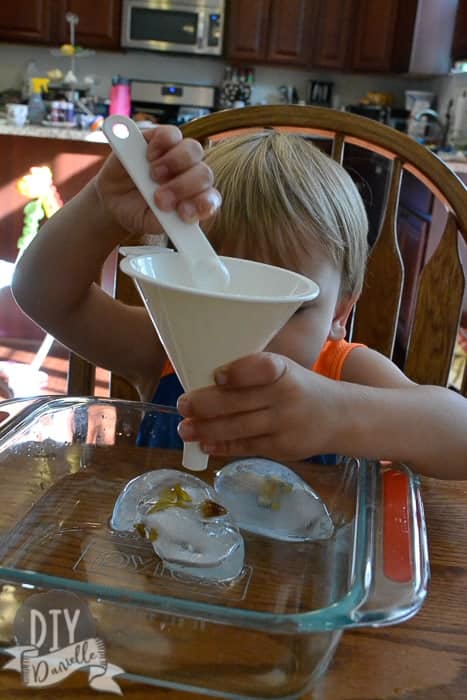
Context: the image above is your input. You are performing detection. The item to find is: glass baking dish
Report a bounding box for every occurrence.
[0,397,429,698]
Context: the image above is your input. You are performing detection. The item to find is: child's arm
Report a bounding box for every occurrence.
[13,126,220,400]
[176,350,467,480]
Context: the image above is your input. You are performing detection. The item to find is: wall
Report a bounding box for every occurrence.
[0,42,435,110]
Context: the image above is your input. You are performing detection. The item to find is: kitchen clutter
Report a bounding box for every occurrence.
[279,84,300,104]
[404,90,459,150]
[27,77,49,125]
[49,11,95,87]
[109,75,131,117]
[218,65,254,109]
[451,90,467,150]
[306,80,334,106]
[0,12,105,131]
[405,90,435,140]
[0,11,464,156]
[346,92,411,133]
[2,58,107,131]
[5,103,28,127]
[405,89,434,115]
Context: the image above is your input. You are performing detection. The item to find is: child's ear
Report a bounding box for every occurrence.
[328,296,357,341]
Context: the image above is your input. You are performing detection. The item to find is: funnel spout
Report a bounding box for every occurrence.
[183,441,209,471]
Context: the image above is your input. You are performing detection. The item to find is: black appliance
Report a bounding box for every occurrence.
[346,104,410,132]
[130,79,216,125]
[306,80,334,107]
[346,104,390,123]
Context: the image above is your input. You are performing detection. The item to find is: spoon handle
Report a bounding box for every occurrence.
[103,115,229,289]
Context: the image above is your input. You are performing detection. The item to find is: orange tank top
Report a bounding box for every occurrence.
[311,339,365,380]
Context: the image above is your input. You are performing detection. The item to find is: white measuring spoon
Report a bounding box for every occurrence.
[103,115,230,291]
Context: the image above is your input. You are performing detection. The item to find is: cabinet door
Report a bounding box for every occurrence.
[351,0,398,71]
[452,0,467,61]
[312,0,354,70]
[266,0,314,65]
[0,0,54,44]
[57,0,122,50]
[226,0,271,61]
[351,0,417,73]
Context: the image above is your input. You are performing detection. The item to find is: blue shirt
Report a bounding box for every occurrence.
[137,372,184,449]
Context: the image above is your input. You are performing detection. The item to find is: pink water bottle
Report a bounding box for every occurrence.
[109,76,131,117]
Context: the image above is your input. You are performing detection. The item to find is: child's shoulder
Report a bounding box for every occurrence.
[312,339,365,380]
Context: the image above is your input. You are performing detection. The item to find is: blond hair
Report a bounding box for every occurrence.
[203,131,369,298]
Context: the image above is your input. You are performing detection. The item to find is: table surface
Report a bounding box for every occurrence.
[0,474,464,700]
[0,399,464,700]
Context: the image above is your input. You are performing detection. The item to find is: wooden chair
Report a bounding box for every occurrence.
[67,105,467,398]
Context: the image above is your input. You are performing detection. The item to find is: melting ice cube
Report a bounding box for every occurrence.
[214,459,334,542]
[111,469,244,581]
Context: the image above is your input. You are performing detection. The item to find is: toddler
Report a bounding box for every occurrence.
[13,126,467,479]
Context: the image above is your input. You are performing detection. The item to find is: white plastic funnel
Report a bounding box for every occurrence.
[103,115,230,292]
[120,252,320,471]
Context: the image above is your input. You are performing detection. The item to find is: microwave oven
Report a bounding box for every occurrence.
[121,0,225,56]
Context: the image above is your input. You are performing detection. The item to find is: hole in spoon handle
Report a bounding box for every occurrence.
[103,115,230,291]
[103,115,163,218]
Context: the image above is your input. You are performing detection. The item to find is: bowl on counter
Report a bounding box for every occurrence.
[0,397,429,698]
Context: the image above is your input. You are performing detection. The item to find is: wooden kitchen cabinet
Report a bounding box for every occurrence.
[267,0,314,65]
[0,0,122,50]
[226,0,422,73]
[0,1,55,44]
[350,0,418,73]
[56,0,122,51]
[226,0,270,61]
[226,0,314,66]
[312,0,418,72]
[311,0,353,70]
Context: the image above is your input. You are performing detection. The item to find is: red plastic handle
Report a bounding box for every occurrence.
[382,470,413,583]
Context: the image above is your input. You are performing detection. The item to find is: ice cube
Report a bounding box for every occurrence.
[111,469,211,532]
[214,458,334,542]
[111,469,244,581]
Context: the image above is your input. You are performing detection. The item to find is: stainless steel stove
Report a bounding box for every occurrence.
[130,79,216,125]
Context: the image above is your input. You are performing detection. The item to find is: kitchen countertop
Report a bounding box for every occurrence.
[0,118,107,142]
[1,118,467,175]
[436,151,467,173]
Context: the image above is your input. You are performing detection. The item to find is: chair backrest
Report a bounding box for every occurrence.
[67,105,467,398]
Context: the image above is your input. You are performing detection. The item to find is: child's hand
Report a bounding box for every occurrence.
[177,353,343,461]
[95,125,221,237]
